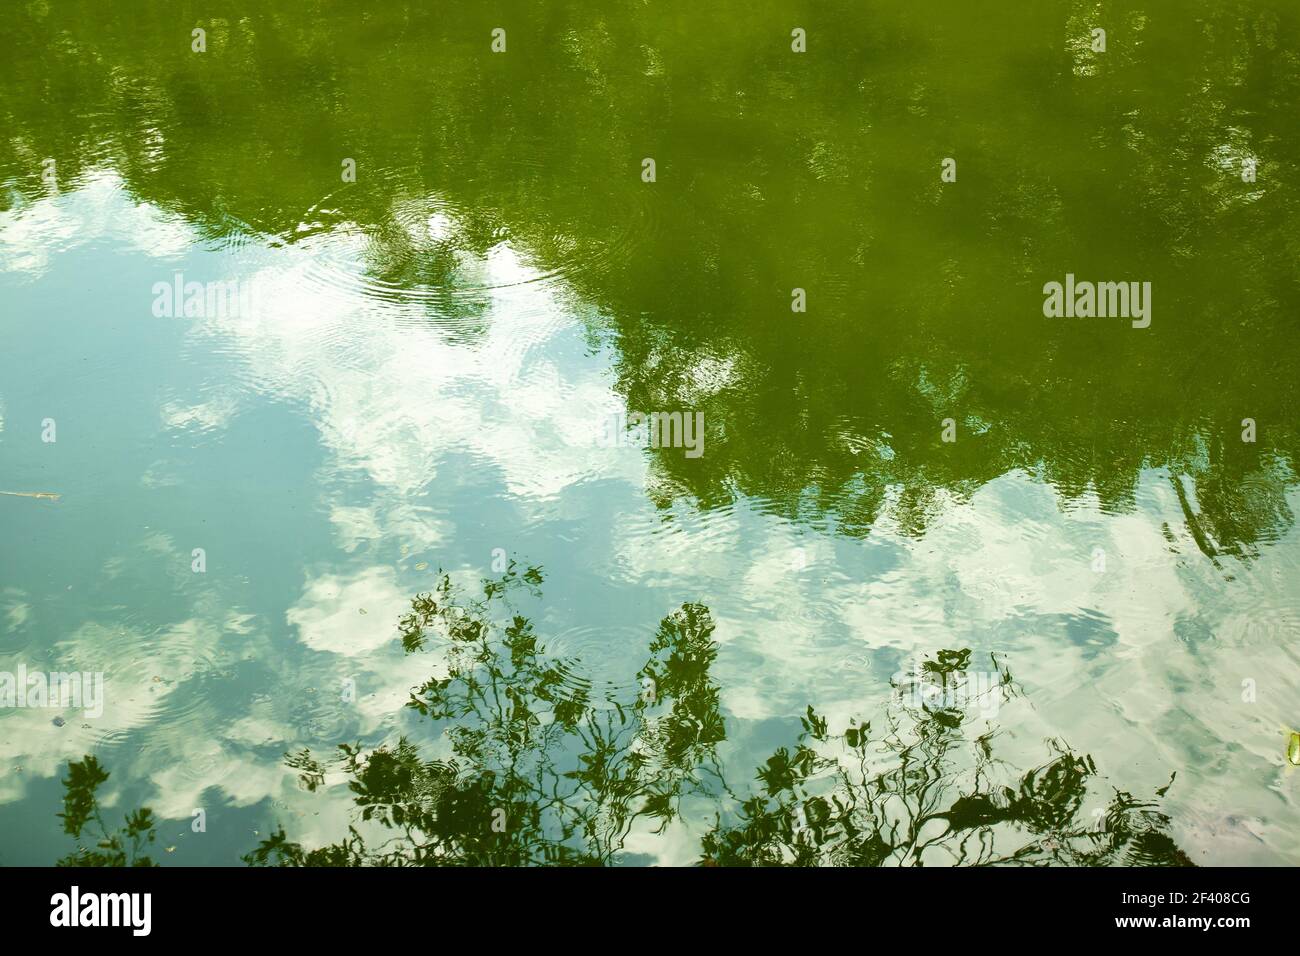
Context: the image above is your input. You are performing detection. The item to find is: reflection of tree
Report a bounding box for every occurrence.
[56,756,159,867]
[56,570,1191,866]
[3,1,1298,553]
[702,650,1192,866]
[244,564,728,865]
[52,569,1185,868]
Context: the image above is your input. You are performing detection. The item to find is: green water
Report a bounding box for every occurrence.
[2,0,1299,865]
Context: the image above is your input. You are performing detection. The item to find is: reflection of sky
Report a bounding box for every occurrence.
[1,176,1297,865]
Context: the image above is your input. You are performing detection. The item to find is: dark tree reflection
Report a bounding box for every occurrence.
[4,0,1298,555]
[57,568,1192,866]
[234,570,1188,866]
[244,565,729,866]
[702,653,1192,866]
[56,756,159,868]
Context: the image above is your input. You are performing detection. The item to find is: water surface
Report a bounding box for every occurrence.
[1,0,1298,865]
